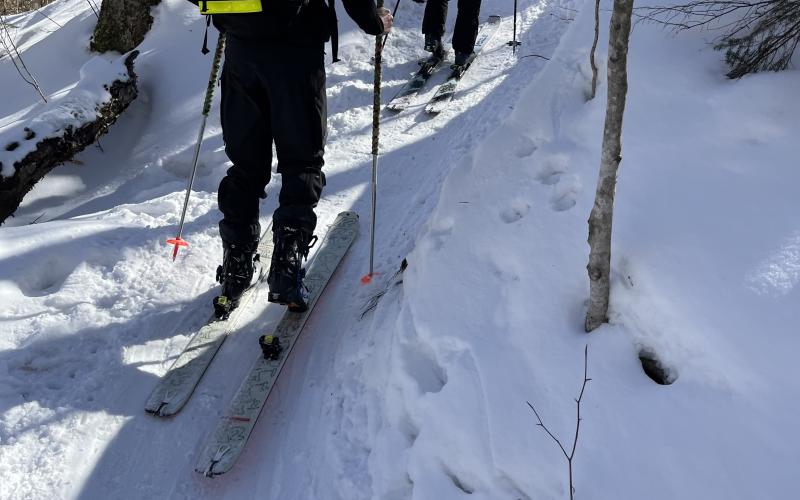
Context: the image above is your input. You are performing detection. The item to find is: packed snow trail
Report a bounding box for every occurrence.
[3,0,798,498]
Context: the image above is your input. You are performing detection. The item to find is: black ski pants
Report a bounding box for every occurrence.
[218,36,327,249]
[422,0,482,54]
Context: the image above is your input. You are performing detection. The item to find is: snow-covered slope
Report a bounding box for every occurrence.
[1,0,798,498]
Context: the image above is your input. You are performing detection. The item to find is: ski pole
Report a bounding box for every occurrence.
[508,0,521,53]
[380,0,402,52]
[167,32,226,261]
[362,1,385,284]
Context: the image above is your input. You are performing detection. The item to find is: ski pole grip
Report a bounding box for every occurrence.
[372,3,382,157]
[203,33,226,117]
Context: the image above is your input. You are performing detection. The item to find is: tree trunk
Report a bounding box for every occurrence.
[90,0,161,53]
[0,52,139,224]
[585,0,634,332]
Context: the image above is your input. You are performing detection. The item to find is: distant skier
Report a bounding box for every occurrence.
[422,0,482,66]
[186,0,392,317]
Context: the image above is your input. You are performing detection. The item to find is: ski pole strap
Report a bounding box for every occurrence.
[328,0,340,62]
[203,32,226,116]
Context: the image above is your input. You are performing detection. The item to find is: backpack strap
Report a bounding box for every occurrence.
[327,0,340,62]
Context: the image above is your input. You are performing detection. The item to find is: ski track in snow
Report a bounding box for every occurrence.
[3,0,799,498]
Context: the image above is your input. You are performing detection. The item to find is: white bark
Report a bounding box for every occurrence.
[585,0,634,332]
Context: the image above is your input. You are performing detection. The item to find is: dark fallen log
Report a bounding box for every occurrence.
[0,50,139,224]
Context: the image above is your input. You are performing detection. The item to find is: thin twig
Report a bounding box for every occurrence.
[589,0,601,100]
[527,345,591,500]
[86,0,99,18]
[0,14,47,102]
[526,401,570,459]
[29,212,46,224]
[636,0,800,78]
[519,53,551,60]
[360,259,407,318]
[34,7,62,28]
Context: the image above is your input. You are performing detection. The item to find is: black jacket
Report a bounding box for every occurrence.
[188,0,384,45]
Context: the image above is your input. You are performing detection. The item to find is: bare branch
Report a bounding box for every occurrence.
[526,401,570,459]
[635,0,800,78]
[569,345,591,459]
[86,0,100,18]
[528,346,591,500]
[34,7,62,28]
[0,12,47,102]
[519,53,551,60]
[589,0,601,100]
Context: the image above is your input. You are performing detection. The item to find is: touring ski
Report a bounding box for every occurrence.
[144,225,273,417]
[425,15,502,115]
[195,211,359,477]
[386,52,448,112]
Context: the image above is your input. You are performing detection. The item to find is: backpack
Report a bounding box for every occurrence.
[196,0,340,62]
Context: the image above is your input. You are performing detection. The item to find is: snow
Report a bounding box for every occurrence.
[0,51,133,177]
[1,0,798,499]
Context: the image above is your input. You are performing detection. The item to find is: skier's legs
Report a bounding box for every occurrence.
[422,0,449,38]
[218,38,273,249]
[263,44,327,234]
[452,0,481,54]
[257,44,327,311]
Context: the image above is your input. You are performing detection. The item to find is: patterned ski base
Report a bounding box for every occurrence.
[195,211,359,477]
[426,15,502,115]
[144,225,274,417]
[386,53,448,112]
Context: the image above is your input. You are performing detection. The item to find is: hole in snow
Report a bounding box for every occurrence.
[444,468,474,495]
[639,348,678,385]
[401,342,447,395]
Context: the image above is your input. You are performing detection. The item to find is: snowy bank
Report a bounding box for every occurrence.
[0,51,138,222]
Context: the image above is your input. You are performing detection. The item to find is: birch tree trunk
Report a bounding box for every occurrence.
[585,0,634,332]
[90,0,161,53]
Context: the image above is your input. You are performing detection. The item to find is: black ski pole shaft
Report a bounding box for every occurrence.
[380,0,402,52]
[169,32,225,260]
[508,0,521,53]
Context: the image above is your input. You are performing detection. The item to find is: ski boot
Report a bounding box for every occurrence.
[213,243,258,319]
[453,51,475,69]
[424,34,446,60]
[267,226,317,312]
[258,334,283,361]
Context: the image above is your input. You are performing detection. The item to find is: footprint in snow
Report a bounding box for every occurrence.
[513,136,538,159]
[400,340,448,395]
[500,199,530,223]
[534,153,569,185]
[549,174,582,212]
